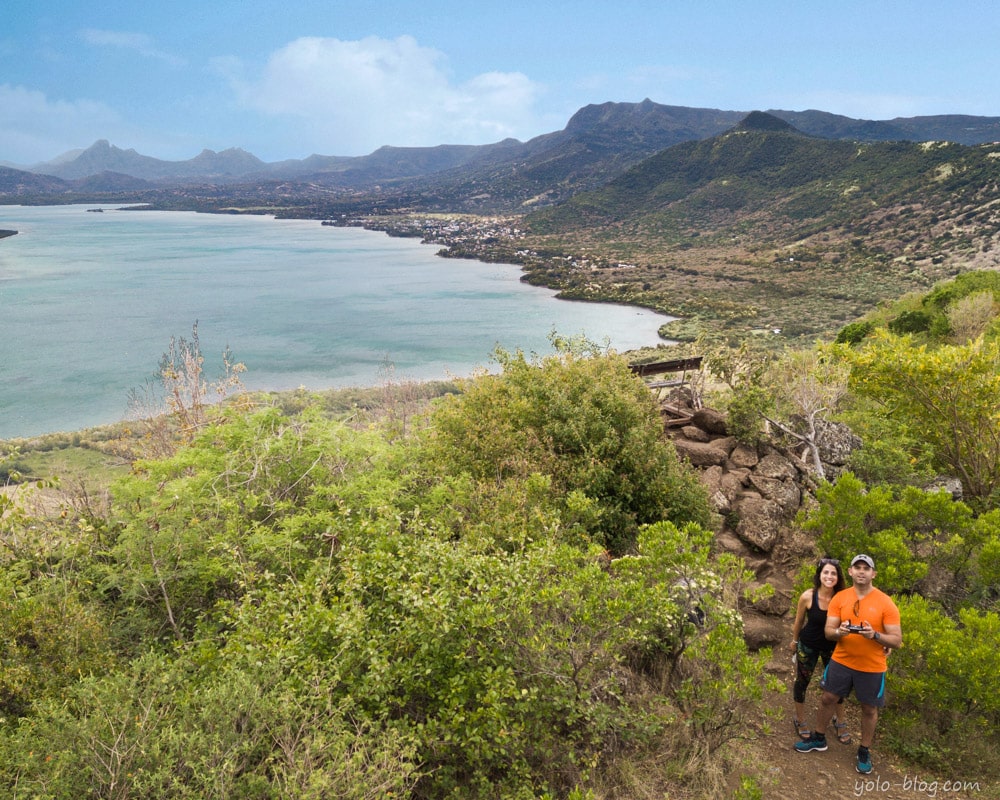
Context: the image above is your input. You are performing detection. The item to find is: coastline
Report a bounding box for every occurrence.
[318,213,685,341]
[0,205,673,440]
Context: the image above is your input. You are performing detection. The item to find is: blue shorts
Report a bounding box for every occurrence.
[820,659,886,708]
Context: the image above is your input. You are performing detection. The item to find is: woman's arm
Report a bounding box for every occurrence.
[790,590,809,651]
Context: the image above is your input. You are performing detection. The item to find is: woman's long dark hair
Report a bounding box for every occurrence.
[813,557,846,593]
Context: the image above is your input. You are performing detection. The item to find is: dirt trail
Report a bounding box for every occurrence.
[747,656,989,800]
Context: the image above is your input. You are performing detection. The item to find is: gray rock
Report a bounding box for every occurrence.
[814,418,862,466]
[692,407,728,435]
[749,474,802,511]
[673,438,729,467]
[925,476,963,500]
[734,496,785,552]
[755,452,799,480]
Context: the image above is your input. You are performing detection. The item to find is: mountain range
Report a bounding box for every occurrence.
[5,99,1000,198]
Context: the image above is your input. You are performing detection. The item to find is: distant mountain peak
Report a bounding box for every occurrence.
[735,111,797,133]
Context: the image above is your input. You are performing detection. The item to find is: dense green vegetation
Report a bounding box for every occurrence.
[3,273,998,798]
[2,343,775,799]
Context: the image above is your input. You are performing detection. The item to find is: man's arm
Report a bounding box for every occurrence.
[824,612,844,641]
[860,621,902,650]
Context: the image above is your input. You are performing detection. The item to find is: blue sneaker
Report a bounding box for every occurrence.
[795,733,828,752]
[856,746,873,774]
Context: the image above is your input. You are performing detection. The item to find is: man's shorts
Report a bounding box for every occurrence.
[820,658,886,708]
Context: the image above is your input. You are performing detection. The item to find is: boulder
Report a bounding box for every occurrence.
[721,468,751,489]
[734,496,786,552]
[673,438,729,467]
[742,610,787,651]
[718,471,748,505]
[712,435,739,456]
[755,452,799,480]
[748,474,802,511]
[925,475,963,500]
[698,465,725,495]
[709,490,732,514]
[713,530,753,558]
[749,587,793,616]
[814,418,862,466]
[681,424,711,443]
[729,443,759,469]
[692,407,728,435]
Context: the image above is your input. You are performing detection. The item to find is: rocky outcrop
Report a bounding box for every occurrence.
[659,388,861,658]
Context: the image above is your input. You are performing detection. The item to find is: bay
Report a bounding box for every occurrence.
[0,204,671,439]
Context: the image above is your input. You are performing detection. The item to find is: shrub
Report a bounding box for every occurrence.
[421,345,711,554]
[887,309,932,335]
[834,320,873,345]
[886,596,1000,782]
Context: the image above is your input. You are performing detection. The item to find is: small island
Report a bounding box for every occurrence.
[0,229,18,239]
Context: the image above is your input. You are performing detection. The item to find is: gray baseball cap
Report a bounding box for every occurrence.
[851,554,875,569]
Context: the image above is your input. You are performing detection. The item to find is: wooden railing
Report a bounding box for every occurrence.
[628,356,703,388]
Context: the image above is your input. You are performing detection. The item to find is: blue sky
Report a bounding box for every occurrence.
[3,0,1000,165]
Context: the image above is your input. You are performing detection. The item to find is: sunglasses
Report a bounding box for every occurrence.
[819,558,840,567]
[853,599,861,618]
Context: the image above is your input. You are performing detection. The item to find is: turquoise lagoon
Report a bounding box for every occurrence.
[0,205,671,438]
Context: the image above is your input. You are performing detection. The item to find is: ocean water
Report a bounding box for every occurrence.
[0,204,672,439]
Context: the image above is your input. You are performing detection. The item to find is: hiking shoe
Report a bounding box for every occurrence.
[794,733,828,753]
[856,746,873,774]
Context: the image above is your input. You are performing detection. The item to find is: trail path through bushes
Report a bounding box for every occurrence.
[745,657,988,800]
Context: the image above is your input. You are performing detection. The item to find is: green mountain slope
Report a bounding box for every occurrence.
[515,113,1000,340]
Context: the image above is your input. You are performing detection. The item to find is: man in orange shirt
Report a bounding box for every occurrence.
[794,554,903,775]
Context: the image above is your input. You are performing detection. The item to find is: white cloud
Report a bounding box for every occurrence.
[80,29,186,67]
[0,84,124,165]
[232,35,544,155]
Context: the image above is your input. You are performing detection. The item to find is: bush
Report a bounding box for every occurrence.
[887,309,932,335]
[799,473,999,612]
[834,320,873,345]
[886,596,1000,782]
[420,345,711,554]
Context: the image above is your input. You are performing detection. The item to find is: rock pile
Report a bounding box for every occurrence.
[659,390,860,661]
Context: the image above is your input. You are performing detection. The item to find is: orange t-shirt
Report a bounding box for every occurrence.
[828,587,900,673]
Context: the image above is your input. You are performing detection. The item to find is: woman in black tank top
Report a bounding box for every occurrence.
[790,557,847,742]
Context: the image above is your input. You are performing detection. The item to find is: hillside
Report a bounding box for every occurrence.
[0,166,73,197]
[511,113,1000,341]
[3,304,997,797]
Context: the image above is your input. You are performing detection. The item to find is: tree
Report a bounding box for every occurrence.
[421,343,711,554]
[832,329,1000,508]
[126,321,246,458]
[762,348,849,480]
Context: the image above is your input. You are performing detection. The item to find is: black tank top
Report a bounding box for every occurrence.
[800,589,834,652]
